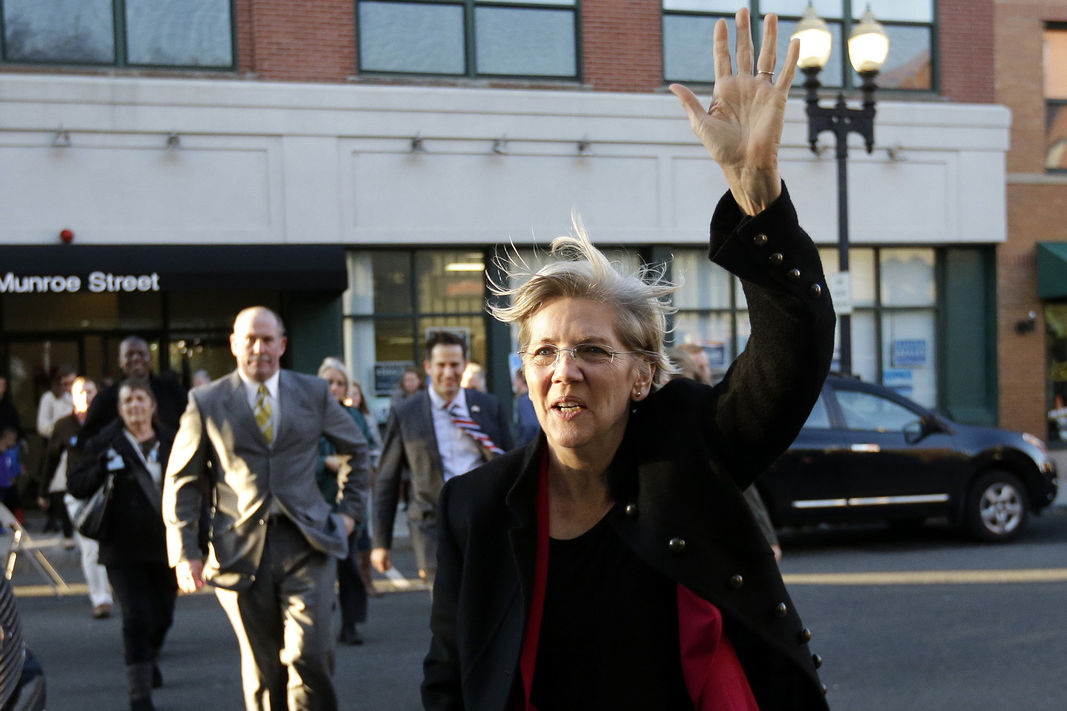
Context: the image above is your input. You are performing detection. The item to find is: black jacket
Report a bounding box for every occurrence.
[422,185,836,711]
[69,419,174,568]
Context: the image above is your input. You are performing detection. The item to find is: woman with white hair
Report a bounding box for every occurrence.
[423,9,835,711]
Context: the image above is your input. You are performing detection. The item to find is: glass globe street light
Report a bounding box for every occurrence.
[790,2,889,375]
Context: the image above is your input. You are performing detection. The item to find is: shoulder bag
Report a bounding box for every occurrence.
[74,471,116,540]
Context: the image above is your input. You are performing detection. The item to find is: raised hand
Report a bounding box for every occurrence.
[669,8,798,216]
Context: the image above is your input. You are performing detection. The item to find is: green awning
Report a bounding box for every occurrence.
[1037,242,1067,299]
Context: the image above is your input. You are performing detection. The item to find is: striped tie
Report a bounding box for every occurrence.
[254,384,274,445]
[448,401,504,459]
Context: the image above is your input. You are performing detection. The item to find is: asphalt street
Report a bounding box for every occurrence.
[7,505,1067,710]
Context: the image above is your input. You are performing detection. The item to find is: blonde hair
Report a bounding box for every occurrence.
[489,220,679,386]
[317,356,349,384]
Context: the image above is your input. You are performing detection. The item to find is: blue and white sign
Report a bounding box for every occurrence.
[892,339,927,368]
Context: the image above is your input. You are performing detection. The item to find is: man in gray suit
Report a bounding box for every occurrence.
[163,306,369,711]
[372,331,512,586]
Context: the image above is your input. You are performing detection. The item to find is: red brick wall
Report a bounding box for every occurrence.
[581,0,663,92]
[939,0,996,102]
[995,1,1067,434]
[238,0,356,82]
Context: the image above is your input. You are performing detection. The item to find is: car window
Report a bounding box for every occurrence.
[803,394,832,429]
[835,389,919,433]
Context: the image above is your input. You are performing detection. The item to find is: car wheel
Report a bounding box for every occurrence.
[965,470,1029,542]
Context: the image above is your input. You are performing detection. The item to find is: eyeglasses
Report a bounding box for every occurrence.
[518,343,641,368]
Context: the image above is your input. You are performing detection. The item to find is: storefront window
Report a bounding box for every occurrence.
[880,248,935,307]
[881,310,936,406]
[168,290,278,330]
[1,291,162,331]
[343,249,492,420]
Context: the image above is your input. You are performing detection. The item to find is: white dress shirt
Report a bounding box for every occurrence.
[427,387,482,482]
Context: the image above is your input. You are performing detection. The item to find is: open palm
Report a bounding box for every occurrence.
[670,9,798,214]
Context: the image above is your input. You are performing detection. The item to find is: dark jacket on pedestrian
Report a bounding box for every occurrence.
[69,419,174,567]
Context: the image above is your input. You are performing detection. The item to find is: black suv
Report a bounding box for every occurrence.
[759,375,1060,541]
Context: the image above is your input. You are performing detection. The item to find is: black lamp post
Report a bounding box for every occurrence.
[792,3,889,375]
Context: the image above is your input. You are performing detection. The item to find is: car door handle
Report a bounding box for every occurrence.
[850,443,881,453]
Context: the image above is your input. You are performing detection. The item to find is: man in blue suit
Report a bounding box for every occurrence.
[372,331,513,586]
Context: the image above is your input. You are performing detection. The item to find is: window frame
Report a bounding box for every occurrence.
[1045,23,1067,174]
[668,244,944,407]
[355,0,583,81]
[0,0,238,71]
[661,0,937,93]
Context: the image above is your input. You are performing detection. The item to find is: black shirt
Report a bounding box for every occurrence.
[530,510,693,710]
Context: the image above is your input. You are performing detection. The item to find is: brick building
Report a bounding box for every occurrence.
[0,0,1037,442]
[992,0,1067,445]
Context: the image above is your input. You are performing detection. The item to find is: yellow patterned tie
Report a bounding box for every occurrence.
[254,384,274,445]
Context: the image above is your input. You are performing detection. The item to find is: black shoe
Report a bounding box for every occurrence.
[338,626,363,645]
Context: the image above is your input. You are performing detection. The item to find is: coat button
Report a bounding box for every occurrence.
[668,537,686,552]
[769,252,784,265]
[753,233,768,246]
[774,602,788,618]
[799,627,813,643]
[809,283,822,298]
[624,503,638,517]
[812,653,823,669]
[788,268,801,279]
[259,518,266,526]
[727,574,744,589]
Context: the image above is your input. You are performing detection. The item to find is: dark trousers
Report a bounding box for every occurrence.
[215,515,338,711]
[106,563,178,664]
[337,528,367,628]
[47,491,73,537]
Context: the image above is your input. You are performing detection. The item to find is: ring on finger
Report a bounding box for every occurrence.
[757,70,774,79]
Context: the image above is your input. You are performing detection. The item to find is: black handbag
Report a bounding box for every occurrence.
[74,471,116,540]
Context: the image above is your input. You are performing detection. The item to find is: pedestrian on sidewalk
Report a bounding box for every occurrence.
[69,380,177,711]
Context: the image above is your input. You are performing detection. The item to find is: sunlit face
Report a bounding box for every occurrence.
[523,297,651,460]
[119,339,152,380]
[71,379,98,414]
[118,385,156,431]
[350,383,364,409]
[324,368,348,403]
[230,309,287,383]
[424,344,466,401]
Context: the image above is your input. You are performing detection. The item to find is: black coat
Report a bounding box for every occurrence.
[423,185,836,711]
[68,419,174,568]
